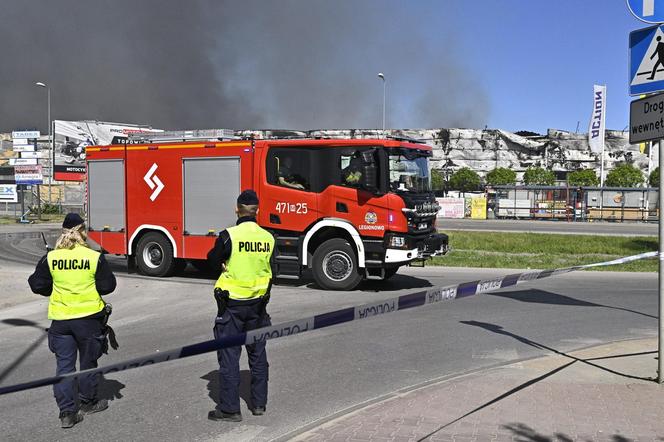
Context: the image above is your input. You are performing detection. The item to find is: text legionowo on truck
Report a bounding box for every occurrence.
[86,134,449,290]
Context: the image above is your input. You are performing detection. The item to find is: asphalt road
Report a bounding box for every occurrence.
[0,230,657,441]
[440,218,658,236]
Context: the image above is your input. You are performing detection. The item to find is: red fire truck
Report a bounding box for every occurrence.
[86,133,448,290]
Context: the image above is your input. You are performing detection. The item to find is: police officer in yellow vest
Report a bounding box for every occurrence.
[28,213,117,429]
[206,190,275,422]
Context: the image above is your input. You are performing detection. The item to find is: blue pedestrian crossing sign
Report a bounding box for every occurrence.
[627,0,664,23]
[629,24,664,95]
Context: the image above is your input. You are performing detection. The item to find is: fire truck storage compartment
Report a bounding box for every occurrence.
[88,160,125,232]
[183,157,240,235]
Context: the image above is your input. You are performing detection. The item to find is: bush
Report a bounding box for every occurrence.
[30,203,60,215]
[486,167,516,186]
[523,167,555,185]
[449,167,481,194]
[567,169,599,187]
[649,167,659,187]
[431,169,445,191]
[605,164,644,187]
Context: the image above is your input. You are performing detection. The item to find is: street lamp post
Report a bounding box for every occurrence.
[35,82,51,206]
[377,72,386,132]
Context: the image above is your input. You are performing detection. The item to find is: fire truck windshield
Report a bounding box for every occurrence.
[388,153,431,193]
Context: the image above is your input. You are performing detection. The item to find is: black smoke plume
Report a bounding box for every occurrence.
[0,0,489,132]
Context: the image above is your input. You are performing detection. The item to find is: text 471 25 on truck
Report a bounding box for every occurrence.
[85,134,449,290]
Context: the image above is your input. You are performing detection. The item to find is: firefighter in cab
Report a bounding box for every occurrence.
[28,213,117,429]
[207,189,275,422]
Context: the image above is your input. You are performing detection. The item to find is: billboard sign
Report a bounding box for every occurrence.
[436,197,465,218]
[14,165,43,184]
[19,151,42,159]
[12,144,36,152]
[11,131,40,139]
[0,184,18,202]
[53,120,163,181]
[9,158,37,166]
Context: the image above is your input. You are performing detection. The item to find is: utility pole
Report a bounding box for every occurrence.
[35,82,51,207]
[378,73,386,132]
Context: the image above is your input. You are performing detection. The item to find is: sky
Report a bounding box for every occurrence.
[0,1,649,134]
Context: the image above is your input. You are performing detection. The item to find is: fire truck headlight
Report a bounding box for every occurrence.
[389,236,406,248]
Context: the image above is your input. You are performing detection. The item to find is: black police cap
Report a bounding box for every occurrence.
[63,213,85,229]
[237,189,259,205]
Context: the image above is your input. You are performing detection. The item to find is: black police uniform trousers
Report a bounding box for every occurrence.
[48,315,106,414]
[213,297,271,414]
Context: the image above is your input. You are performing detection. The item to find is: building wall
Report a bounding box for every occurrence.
[1,127,657,183]
[236,128,657,181]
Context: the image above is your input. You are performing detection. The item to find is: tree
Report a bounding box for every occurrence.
[486,167,516,186]
[430,168,444,192]
[649,167,659,187]
[523,167,555,186]
[448,167,481,195]
[605,164,643,187]
[567,169,599,187]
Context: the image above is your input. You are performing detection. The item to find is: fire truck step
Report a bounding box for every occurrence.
[275,235,299,241]
[364,267,385,280]
[275,255,302,279]
[277,274,300,280]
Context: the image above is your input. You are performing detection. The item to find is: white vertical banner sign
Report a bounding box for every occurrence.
[588,84,607,186]
[588,84,606,154]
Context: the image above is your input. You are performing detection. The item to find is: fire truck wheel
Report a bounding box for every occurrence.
[312,238,362,291]
[135,232,177,277]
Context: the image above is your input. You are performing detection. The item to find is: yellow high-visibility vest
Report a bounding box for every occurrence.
[47,245,104,320]
[214,222,274,300]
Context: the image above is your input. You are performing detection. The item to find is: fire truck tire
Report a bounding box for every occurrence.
[311,238,362,291]
[135,232,177,277]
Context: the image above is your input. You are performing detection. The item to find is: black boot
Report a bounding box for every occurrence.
[60,411,83,428]
[80,399,108,415]
[251,406,266,416]
[208,409,242,422]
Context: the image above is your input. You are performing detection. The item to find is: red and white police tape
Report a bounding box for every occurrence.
[0,251,656,396]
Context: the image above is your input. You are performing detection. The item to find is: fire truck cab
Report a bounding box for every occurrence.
[86,134,448,291]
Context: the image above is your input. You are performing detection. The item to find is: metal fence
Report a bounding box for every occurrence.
[492,186,659,222]
[0,183,85,220]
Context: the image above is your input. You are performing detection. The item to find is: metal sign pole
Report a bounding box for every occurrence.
[51,121,56,208]
[660,139,664,383]
[19,184,24,223]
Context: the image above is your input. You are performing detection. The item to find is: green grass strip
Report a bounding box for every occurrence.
[430,231,658,272]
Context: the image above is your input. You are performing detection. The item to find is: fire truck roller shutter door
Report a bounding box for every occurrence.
[87,160,125,232]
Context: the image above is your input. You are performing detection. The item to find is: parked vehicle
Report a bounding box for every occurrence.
[86,134,448,290]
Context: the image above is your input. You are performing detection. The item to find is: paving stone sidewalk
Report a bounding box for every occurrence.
[294,338,663,442]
